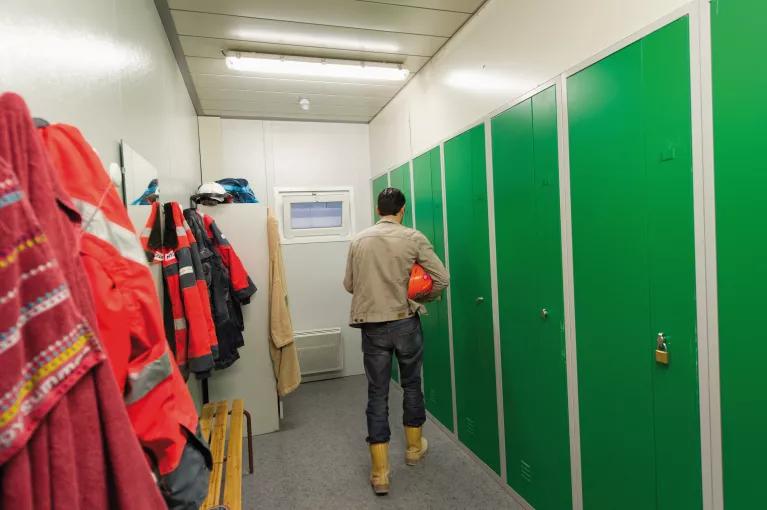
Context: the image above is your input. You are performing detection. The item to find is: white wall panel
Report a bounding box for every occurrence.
[218,119,269,203]
[369,0,692,174]
[200,119,371,379]
[0,0,201,203]
[369,92,413,174]
[191,204,280,436]
[268,121,371,379]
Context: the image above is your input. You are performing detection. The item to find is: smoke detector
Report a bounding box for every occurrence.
[298,97,311,111]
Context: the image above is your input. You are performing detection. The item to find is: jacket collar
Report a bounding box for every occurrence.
[377,218,402,225]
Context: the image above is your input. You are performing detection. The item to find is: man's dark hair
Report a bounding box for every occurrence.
[377,187,406,216]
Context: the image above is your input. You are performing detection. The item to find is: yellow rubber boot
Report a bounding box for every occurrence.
[405,426,428,466]
[369,442,390,495]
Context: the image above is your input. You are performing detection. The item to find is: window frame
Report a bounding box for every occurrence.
[274,186,355,244]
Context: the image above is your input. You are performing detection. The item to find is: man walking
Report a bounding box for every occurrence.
[344,187,450,495]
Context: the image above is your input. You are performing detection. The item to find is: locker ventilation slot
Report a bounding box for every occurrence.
[464,417,476,437]
[294,328,343,375]
[521,459,533,483]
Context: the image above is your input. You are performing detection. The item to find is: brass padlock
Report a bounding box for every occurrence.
[655,332,669,365]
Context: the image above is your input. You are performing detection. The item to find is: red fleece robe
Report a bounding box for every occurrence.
[0,93,166,509]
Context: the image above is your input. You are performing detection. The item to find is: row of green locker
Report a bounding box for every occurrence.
[371,10,764,510]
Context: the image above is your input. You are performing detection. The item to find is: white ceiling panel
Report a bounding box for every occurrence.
[168,0,470,37]
[171,11,446,57]
[359,0,486,13]
[178,35,430,71]
[196,88,389,108]
[201,99,382,117]
[158,0,486,121]
[192,74,398,98]
[204,111,372,122]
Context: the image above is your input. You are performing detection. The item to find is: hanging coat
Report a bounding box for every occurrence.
[267,211,301,397]
[0,92,166,509]
[39,123,211,508]
[184,208,257,369]
[142,202,218,378]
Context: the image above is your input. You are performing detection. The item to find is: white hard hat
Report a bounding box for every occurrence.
[193,181,228,204]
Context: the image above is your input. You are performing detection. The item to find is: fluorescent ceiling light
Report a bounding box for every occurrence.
[225,52,409,81]
[234,30,400,54]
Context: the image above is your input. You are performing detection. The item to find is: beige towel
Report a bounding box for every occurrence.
[267,210,301,396]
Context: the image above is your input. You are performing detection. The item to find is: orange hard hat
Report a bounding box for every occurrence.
[408,263,433,300]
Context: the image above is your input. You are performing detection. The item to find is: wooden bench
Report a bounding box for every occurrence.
[199,400,254,510]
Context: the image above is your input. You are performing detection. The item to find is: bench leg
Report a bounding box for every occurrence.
[243,409,254,474]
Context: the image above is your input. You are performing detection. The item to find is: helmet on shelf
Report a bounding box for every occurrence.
[191,181,229,206]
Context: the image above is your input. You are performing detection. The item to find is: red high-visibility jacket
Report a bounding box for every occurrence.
[184,209,257,368]
[39,124,211,506]
[142,202,218,377]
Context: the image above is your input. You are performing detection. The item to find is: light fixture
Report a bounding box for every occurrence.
[298,97,311,111]
[224,52,409,82]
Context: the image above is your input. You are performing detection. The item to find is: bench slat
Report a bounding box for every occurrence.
[199,403,215,444]
[223,399,245,510]
[201,401,229,509]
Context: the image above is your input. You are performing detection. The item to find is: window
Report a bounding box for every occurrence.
[290,201,343,229]
[275,187,354,244]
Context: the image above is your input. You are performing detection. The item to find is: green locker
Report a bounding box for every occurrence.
[444,124,501,473]
[371,173,388,221]
[413,147,453,431]
[372,172,400,382]
[491,86,571,509]
[387,162,413,383]
[568,17,701,509]
[389,163,414,228]
[712,1,767,507]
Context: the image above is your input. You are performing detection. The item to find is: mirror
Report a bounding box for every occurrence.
[120,140,159,206]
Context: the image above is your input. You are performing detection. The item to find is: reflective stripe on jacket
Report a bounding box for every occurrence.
[143,202,218,377]
[39,124,211,506]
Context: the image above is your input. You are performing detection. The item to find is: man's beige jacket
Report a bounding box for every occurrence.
[344,219,449,326]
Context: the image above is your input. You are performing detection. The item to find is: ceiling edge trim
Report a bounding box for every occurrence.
[155,0,203,115]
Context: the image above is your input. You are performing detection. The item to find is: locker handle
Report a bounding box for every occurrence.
[540,308,549,320]
[475,297,485,305]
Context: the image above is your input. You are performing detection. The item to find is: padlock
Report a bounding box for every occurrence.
[655,332,669,365]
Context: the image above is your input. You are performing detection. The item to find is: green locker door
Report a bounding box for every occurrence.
[491,86,571,510]
[372,172,400,382]
[388,162,413,383]
[372,174,388,221]
[712,1,767,507]
[389,163,413,228]
[444,124,501,473]
[413,147,453,431]
[568,17,701,510]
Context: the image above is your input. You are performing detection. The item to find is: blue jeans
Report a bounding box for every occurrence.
[361,315,426,444]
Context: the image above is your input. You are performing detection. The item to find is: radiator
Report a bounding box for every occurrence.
[294,328,343,375]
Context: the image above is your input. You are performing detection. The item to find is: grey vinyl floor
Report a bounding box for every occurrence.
[242,375,522,509]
